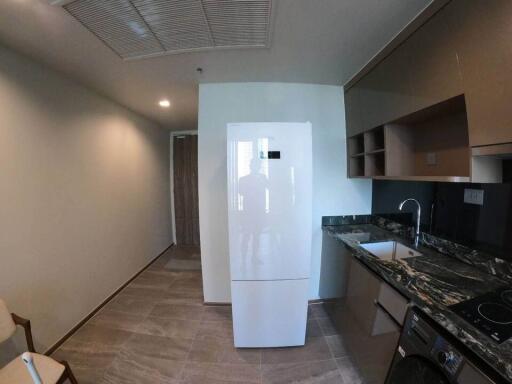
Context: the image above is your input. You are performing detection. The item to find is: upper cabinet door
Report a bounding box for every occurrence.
[345,87,364,137]
[358,45,413,131]
[453,0,512,147]
[404,2,464,113]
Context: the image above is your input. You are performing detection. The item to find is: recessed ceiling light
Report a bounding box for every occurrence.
[159,99,171,108]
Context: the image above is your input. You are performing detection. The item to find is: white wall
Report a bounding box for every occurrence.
[198,82,372,303]
[0,45,172,357]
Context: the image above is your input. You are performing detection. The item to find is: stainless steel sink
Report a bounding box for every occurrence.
[359,241,422,261]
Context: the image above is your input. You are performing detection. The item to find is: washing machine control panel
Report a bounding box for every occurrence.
[431,336,464,377]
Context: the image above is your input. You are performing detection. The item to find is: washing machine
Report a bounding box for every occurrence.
[385,307,499,384]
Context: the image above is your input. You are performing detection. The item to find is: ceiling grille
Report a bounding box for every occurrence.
[62,0,273,60]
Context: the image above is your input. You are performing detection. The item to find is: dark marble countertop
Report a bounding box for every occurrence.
[322,221,512,383]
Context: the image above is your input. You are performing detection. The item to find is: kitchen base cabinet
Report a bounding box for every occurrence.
[326,256,403,384]
[318,232,353,299]
[345,258,407,336]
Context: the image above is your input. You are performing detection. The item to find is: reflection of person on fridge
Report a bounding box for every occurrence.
[238,157,268,265]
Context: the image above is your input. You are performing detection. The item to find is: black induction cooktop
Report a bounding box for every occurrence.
[450,287,512,344]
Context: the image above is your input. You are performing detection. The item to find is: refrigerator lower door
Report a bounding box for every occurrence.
[231,279,309,348]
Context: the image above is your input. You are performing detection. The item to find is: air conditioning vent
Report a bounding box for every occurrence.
[58,0,273,60]
[203,0,271,47]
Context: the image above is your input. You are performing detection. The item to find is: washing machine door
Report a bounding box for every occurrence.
[387,356,449,384]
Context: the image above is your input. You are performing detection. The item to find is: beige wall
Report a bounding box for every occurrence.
[0,45,172,358]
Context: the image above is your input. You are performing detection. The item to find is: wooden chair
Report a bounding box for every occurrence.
[0,299,78,383]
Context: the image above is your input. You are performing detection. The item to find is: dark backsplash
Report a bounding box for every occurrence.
[372,180,512,261]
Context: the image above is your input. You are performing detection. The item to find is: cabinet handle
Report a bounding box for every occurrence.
[373,300,402,328]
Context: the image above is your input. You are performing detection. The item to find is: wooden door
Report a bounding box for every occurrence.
[173,135,200,246]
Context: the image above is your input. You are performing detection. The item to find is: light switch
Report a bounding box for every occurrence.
[426,152,437,166]
[464,188,484,205]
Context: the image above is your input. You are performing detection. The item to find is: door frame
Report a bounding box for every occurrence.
[170,130,198,245]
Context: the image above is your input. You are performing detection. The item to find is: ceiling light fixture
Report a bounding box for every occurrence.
[159,99,171,108]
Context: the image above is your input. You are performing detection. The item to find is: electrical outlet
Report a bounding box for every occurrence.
[464,188,484,205]
[426,152,437,166]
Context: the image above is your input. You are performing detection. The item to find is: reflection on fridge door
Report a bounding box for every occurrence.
[227,122,312,348]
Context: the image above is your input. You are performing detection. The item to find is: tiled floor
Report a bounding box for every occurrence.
[53,246,393,384]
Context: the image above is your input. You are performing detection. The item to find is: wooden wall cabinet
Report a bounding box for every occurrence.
[358,45,413,131]
[348,96,471,182]
[450,0,512,147]
[344,87,364,137]
[404,1,463,114]
[344,0,512,182]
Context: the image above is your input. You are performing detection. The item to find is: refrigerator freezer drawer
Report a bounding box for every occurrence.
[231,279,309,348]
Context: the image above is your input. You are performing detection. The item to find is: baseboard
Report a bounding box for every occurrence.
[45,242,175,356]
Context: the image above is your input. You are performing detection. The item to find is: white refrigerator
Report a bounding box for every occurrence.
[227,122,312,348]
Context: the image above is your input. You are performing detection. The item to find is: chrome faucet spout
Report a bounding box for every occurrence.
[398,198,421,247]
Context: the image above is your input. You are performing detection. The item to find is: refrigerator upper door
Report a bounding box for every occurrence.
[227,122,312,281]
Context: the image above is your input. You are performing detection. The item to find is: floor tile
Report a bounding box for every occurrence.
[137,316,200,339]
[166,246,201,260]
[180,362,261,384]
[121,286,176,300]
[122,332,193,361]
[105,294,156,316]
[168,281,203,294]
[52,338,119,384]
[165,258,202,271]
[309,303,336,319]
[261,359,342,384]
[161,289,205,305]
[71,323,134,348]
[202,306,232,322]
[336,357,364,384]
[325,335,348,358]
[188,335,261,364]
[317,317,340,336]
[261,336,332,364]
[130,270,177,289]
[148,257,173,270]
[89,309,146,333]
[150,303,204,320]
[197,320,234,339]
[68,366,107,384]
[51,245,373,384]
[306,318,323,338]
[52,338,119,370]
[103,351,184,384]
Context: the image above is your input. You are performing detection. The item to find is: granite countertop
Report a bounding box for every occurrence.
[322,220,512,383]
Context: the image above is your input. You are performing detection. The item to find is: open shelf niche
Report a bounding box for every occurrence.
[347,95,472,182]
[348,126,385,177]
[384,95,470,181]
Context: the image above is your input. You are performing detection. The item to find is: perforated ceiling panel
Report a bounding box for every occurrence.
[62,0,272,59]
[203,0,270,47]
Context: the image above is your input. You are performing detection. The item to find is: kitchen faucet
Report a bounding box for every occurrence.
[399,198,421,247]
